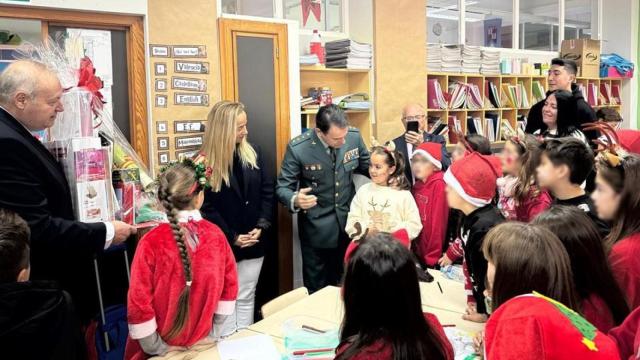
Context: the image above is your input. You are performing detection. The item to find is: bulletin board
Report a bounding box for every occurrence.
[147,0,222,172]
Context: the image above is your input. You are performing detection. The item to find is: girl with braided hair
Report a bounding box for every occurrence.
[125,162,238,359]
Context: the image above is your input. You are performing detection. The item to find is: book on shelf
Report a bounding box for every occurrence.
[517,81,530,108]
[578,84,588,101]
[427,78,448,109]
[449,82,467,109]
[517,115,528,132]
[485,80,501,108]
[532,81,546,103]
[611,84,621,105]
[588,83,598,106]
[501,83,517,108]
[501,118,516,140]
[429,120,449,137]
[600,83,614,106]
[464,83,483,110]
[447,115,462,144]
[485,112,501,142]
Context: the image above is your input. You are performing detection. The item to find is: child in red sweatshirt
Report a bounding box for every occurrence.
[410,142,449,268]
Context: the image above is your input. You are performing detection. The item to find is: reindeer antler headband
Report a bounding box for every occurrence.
[583,121,623,167]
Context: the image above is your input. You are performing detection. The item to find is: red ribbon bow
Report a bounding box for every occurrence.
[77,56,105,116]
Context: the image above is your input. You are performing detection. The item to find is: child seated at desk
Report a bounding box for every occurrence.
[0,209,86,359]
[336,232,454,360]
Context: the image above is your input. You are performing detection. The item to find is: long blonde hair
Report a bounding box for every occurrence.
[201,101,258,191]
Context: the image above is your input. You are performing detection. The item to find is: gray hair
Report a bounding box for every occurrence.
[0,60,50,104]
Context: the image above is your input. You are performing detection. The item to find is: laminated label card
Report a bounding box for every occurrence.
[174,93,209,106]
[175,120,205,133]
[175,60,210,74]
[150,45,170,57]
[172,45,207,58]
[175,135,204,149]
[172,77,207,92]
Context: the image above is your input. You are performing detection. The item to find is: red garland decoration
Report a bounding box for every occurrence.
[301,0,321,26]
[77,56,105,117]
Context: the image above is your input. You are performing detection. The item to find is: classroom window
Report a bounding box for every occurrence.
[427,0,459,44]
[283,0,343,32]
[564,0,595,40]
[519,0,560,51]
[221,0,275,18]
[465,0,513,48]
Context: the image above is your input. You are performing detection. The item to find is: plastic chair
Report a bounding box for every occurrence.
[261,287,309,318]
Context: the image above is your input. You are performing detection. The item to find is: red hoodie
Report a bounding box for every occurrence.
[412,171,449,267]
[609,306,640,360]
[609,232,640,310]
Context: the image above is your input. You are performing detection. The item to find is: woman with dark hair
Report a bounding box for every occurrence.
[481,222,619,359]
[336,232,453,360]
[592,153,640,310]
[536,90,588,144]
[533,205,629,331]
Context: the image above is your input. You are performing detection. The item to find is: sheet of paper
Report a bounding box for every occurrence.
[217,334,281,360]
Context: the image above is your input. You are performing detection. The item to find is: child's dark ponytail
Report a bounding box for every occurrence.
[157,164,198,339]
[371,145,410,190]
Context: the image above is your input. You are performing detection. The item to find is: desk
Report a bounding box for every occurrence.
[165,274,483,359]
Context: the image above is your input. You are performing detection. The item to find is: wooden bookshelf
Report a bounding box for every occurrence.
[426,72,625,150]
[300,66,373,146]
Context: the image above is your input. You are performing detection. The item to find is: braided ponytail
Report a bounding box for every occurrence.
[156,164,197,339]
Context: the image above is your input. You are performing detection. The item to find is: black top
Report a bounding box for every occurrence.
[0,281,86,359]
[0,108,106,321]
[525,83,598,140]
[554,194,610,237]
[461,204,505,314]
[201,145,274,261]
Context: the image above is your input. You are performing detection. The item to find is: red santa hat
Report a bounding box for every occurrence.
[444,152,502,207]
[344,229,410,264]
[616,129,640,155]
[411,142,442,170]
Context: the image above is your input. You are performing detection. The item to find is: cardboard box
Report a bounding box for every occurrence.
[561,39,601,78]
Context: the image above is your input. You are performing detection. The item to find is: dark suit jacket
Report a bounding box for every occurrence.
[392,132,451,184]
[201,145,274,261]
[0,107,106,319]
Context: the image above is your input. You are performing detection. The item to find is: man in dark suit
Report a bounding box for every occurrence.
[0,60,135,321]
[392,103,451,185]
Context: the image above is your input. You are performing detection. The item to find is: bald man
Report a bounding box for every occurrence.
[0,60,135,321]
[391,103,450,185]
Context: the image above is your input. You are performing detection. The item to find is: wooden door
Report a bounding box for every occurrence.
[219,18,293,297]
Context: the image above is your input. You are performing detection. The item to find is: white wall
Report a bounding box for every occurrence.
[601,0,638,128]
[0,0,147,15]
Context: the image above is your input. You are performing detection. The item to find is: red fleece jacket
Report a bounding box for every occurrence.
[412,171,449,267]
[125,220,238,360]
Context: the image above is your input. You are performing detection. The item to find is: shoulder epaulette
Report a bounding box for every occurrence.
[291,131,312,146]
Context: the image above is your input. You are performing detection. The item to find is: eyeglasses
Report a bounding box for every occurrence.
[403,115,425,122]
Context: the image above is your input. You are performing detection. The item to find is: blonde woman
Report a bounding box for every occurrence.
[200,101,273,337]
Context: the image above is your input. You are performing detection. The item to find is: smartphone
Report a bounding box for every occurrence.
[406,120,419,133]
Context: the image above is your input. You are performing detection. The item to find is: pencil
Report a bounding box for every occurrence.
[437,281,443,294]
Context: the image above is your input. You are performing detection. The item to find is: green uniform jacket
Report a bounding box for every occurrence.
[276,128,370,248]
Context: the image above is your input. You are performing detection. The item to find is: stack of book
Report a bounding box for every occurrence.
[300,53,320,66]
[448,82,483,110]
[441,45,463,73]
[334,93,371,110]
[427,44,442,72]
[462,46,482,73]
[325,39,372,69]
[481,49,501,75]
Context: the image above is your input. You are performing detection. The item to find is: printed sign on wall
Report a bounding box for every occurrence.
[172,77,207,92]
[174,60,210,74]
[175,120,206,133]
[150,44,170,57]
[172,45,207,58]
[175,135,204,149]
[174,93,209,106]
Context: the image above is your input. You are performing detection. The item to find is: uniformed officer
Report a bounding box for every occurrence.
[276,104,370,292]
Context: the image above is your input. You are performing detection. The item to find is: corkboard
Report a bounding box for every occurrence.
[147,0,222,172]
[373,0,427,143]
